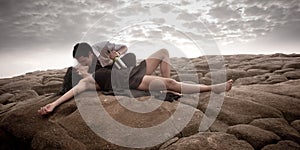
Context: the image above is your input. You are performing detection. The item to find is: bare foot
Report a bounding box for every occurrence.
[38,103,55,115]
[212,79,233,94]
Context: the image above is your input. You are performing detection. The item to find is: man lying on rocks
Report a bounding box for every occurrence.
[38,42,233,115]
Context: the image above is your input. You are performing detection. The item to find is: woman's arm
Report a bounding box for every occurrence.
[38,76,97,115]
[38,87,76,115]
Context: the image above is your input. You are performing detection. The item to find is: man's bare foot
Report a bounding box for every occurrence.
[38,103,55,115]
[212,79,233,94]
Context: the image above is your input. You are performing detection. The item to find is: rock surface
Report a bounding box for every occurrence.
[261,140,300,150]
[249,118,300,143]
[226,124,281,149]
[0,54,300,149]
[159,132,254,150]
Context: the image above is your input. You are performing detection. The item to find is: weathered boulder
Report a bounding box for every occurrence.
[226,124,281,149]
[197,94,283,125]
[250,118,300,143]
[283,70,300,79]
[32,82,62,95]
[247,69,270,76]
[274,68,295,74]
[261,140,300,150]
[205,69,249,82]
[1,80,42,93]
[283,62,300,69]
[0,102,17,114]
[0,92,204,149]
[0,93,14,104]
[31,124,87,150]
[241,80,300,99]
[230,84,300,122]
[160,132,254,150]
[1,54,300,149]
[245,62,283,72]
[41,75,64,85]
[234,76,263,85]
[291,120,300,133]
[264,74,288,84]
[209,119,229,132]
[172,73,200,83]
[0,78,12,86]
[8,90,39,103]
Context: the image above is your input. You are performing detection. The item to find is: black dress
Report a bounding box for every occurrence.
[92,54,147,91]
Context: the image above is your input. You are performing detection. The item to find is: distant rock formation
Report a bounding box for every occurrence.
[0,53,300,149]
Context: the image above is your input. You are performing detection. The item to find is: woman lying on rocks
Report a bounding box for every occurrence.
[38,42,233,115]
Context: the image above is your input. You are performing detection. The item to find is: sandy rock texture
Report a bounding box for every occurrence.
[0,53,300,149]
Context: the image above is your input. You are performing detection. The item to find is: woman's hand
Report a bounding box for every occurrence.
[38,103,55,115]
[75,65,90,78]
[109,50,120,60]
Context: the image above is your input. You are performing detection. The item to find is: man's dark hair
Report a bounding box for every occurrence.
[72,42,93,59]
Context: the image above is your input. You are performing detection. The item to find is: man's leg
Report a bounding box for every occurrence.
[145,49,170,78]
[38,76,99,115]
[137,75,233,94]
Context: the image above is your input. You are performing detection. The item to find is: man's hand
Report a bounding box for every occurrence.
[109,50,120,60]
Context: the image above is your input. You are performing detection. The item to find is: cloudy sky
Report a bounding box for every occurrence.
[0,0,299,78]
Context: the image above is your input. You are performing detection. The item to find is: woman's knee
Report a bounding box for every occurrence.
[159,48,169,57]
[164,78,177,89]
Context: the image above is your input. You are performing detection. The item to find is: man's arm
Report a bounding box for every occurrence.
[116,45,128,55]
[109,43,128,59]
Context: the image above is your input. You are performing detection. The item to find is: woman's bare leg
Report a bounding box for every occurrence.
[145,49,185,96]
[38,76,99,115]
[137,75,233,94]
[145,49,170,78]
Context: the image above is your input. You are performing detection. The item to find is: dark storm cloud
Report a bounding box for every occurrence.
[146,30,164,39]
[1,0,300,78]
[182,21,213,37]
[0,0,299,53]
[0,0,127,52]
[242,0,299,23]
[208,5,241,21]
[203,0,300,44]
[150,18,166,24]
[157,4,174,13]
[176,13,195,21]
[244,5,267,16]
[244,19,269,28]
[115,3,150,17]
[285,5,300,21]
[127,29,145,37]
[179,0,191,6]
[270,20,300,41]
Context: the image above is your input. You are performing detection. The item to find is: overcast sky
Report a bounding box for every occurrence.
[0,0,299,78]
